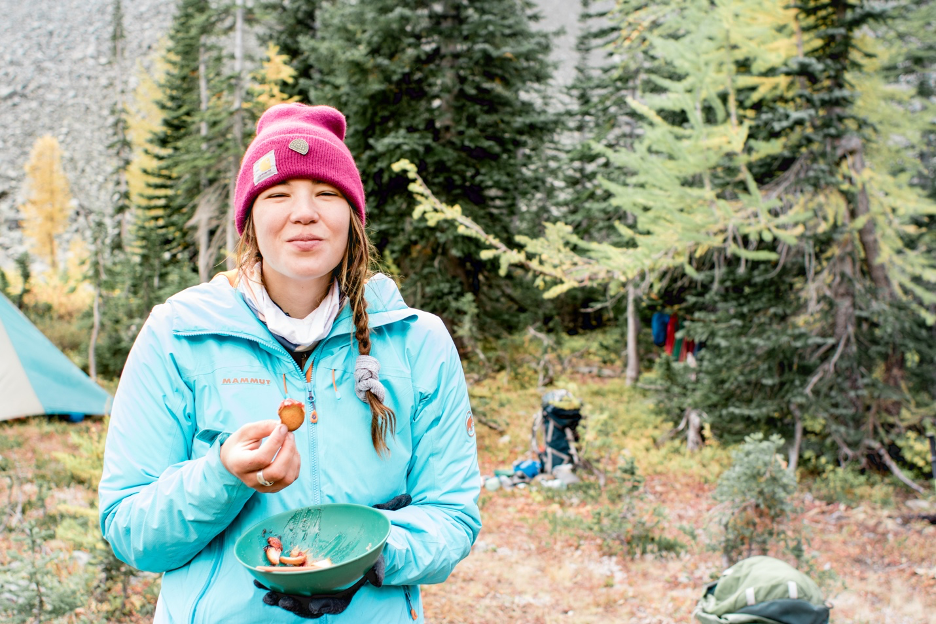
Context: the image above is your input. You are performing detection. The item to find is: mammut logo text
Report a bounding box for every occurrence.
[221,377,272,386]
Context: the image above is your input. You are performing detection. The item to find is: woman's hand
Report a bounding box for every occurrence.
[220,420,300,493]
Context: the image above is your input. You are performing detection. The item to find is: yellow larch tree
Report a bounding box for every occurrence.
[19,135,73,271]
[249,43,300,115]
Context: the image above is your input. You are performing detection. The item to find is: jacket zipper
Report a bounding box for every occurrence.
[306,358,321,504]
[189,532,225,623]
[404,586,417,620]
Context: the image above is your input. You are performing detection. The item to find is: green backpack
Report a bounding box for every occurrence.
[693,556,831,624]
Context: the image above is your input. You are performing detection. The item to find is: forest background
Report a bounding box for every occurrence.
[1,0,935,622]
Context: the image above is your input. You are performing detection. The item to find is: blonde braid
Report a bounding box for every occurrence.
[337,208,396,457]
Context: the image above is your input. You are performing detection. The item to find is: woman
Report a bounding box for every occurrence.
[99,103,482,622]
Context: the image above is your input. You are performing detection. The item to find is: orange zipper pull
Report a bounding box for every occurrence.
[306,362,317,423]
[332,368,341,399]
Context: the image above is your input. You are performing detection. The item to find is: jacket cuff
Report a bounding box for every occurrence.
[380,523,409,578]
[204,443,254,511]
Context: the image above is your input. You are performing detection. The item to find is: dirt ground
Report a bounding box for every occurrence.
[1,399,934,624]
[421,398,936,624]
[422,474,936,624]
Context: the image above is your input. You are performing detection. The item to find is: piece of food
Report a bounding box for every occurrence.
[258,535,333,572]
[256,565,317,573]
[255,558,333,573]
[265,536,283,565]
[278,547,308,566]
[278,398,305,431]
[309,557,333,569]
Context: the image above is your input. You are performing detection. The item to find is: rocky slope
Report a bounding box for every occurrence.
[0,0,174,267]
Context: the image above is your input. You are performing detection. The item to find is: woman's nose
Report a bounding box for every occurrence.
[290,193,320,223]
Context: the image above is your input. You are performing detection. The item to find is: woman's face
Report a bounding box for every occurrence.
[252,179,351,286]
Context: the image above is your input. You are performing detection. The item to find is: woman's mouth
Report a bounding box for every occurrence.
[288,236,323,251]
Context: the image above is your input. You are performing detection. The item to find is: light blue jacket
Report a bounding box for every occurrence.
[99,274,481,623]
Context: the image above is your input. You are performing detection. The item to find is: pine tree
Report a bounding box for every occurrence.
[85,0,131,381]
[641,0,935,480]
[54,422,142,618]
[563,0,655,239]
[141,0,226,293]
[259,0,322,99]
[85,51,170,380]
[294,0,560,325]
[653,258,819,463]
[712,433,798,563]
[12,252,31,310]
[110,0,132,250]
[19,136,73,272]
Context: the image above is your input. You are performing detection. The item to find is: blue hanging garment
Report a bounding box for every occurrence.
[651,312,670,347]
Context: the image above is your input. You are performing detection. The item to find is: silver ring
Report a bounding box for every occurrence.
[256,469,275,487]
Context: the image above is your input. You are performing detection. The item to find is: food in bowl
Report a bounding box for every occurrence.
[258,534,333,572]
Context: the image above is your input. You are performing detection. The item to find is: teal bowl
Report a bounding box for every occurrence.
[234,504,391,596]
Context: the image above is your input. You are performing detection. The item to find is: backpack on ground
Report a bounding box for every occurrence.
[531,389,584,473]
[693,556,830,624]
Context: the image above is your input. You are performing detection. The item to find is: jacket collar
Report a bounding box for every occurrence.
[170,273,415,346]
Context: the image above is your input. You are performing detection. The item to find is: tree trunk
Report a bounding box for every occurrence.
[227,0,245,270]
[198,38,210,283]
[199,40,209,144]
[788,405,803,474]
[839,134,903,417]
[686,409,702,452]
[865,438,928,495]
[625,281,640,385]
[436,1,460,144]
[113,1,130,249]
[839,135,891,294]
[89,289,100,380]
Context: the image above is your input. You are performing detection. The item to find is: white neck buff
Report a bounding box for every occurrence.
[236,261,342,352]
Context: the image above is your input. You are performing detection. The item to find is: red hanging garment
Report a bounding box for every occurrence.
[664,314,678,356]
[680,340,695,362]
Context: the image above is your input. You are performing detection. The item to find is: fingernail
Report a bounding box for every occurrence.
[278,424,287,435]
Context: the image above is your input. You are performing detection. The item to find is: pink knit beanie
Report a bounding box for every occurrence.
[234,103,366,235]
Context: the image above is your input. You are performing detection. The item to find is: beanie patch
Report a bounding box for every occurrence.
[288,138,310,155]
[253,150,278,185]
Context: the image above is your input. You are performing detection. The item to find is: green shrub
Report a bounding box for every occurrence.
[544,458,687,558]
[711,433,797,564]
[0,521,89,624]
[810,464,895,508]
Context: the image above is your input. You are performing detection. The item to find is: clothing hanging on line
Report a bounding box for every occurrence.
[651,312,669,347]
